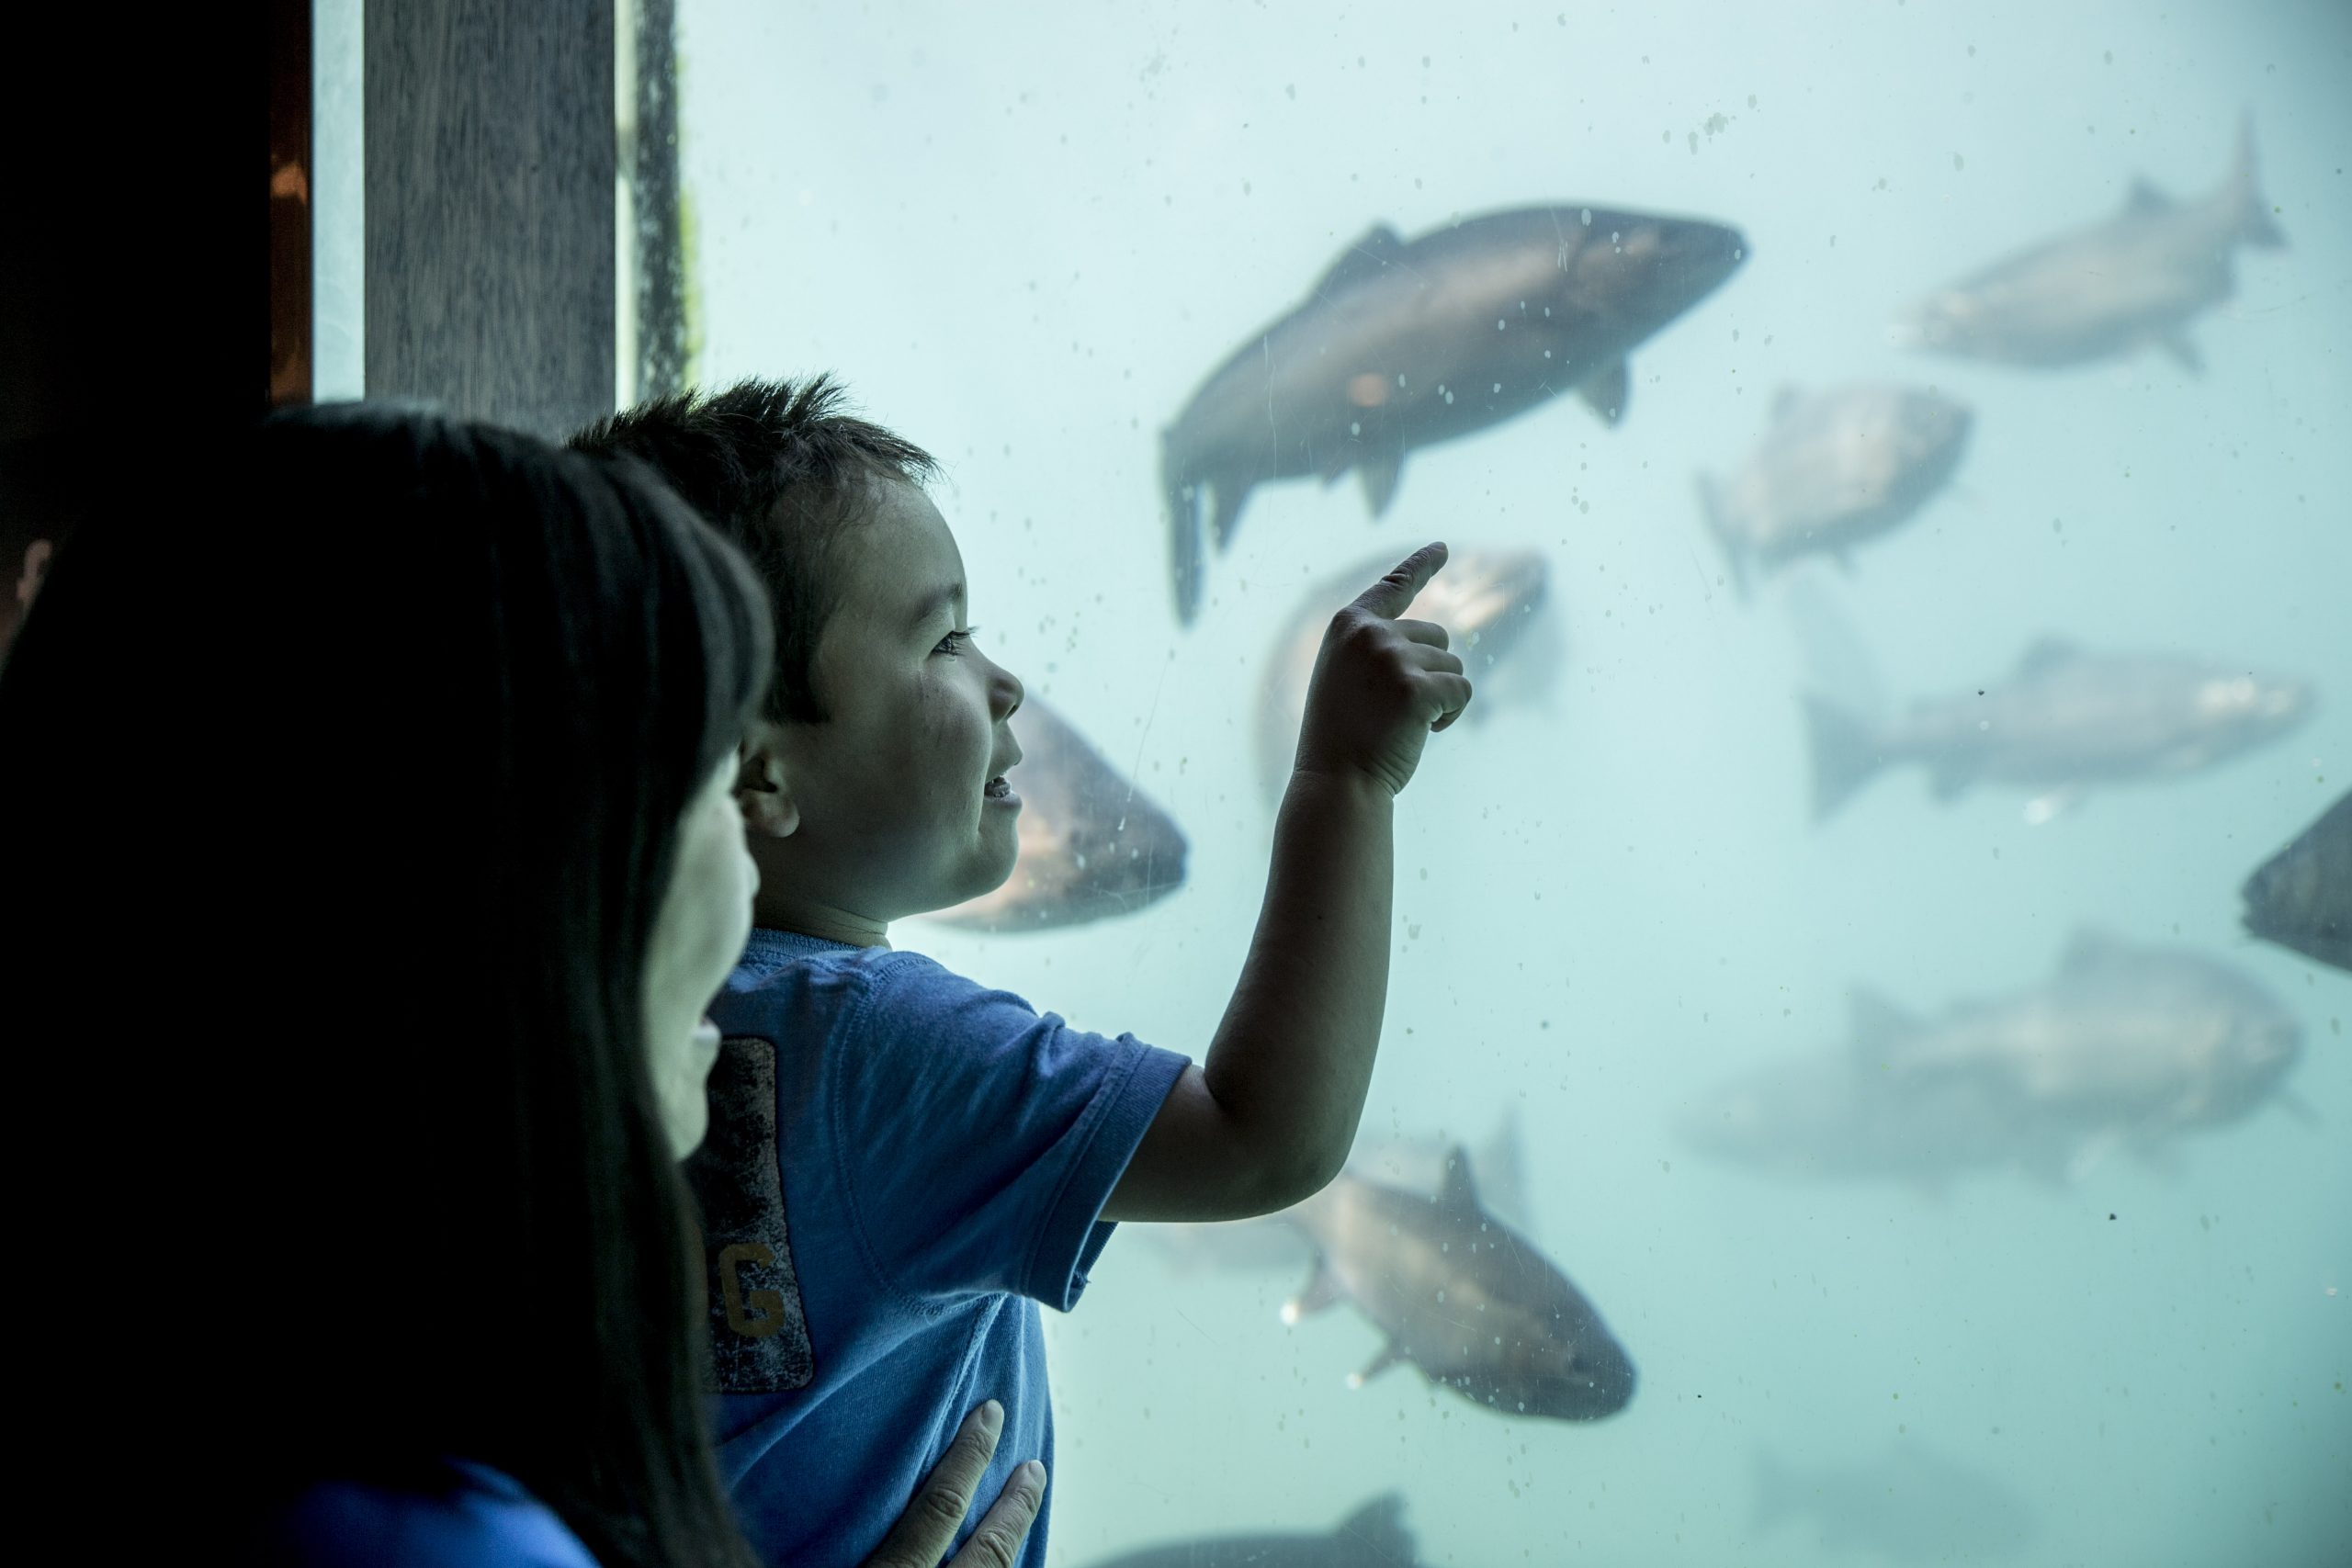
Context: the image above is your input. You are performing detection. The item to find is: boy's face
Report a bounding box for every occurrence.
[765,479,1025,926]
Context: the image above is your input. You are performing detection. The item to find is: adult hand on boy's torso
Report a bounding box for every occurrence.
[1292,541,1474,796]
[860,1399,1044,1568]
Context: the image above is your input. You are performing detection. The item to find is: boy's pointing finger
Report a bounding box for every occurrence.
[1351,541,1448,619]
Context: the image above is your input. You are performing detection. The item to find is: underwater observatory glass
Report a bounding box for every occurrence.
[654,3,2350,1564]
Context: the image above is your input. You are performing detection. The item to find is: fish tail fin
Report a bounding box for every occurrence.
[2229,111,2286,249]
[1800,692,1885,822]
[1162,437,1206,626]
[1695,471,1751,600]
[1209,476,1251,556]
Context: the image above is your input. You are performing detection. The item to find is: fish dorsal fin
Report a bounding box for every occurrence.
[1333,1493,1417,1560]
[2016,636,2082,678]
[2123,176,2175,216]
[1437,1144,1481,1215]
[1314,223,1407,298]
[1847,986,1920,1055]
[2060,926,2133,975]
[1474,1103,1532,1232]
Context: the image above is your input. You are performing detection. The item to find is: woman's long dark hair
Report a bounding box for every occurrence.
[0,405,769,1566]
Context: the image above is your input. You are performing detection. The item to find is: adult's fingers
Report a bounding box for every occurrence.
[860,1401,1004,1568]
[945,1461,1047,1568]
[1351,541,1448,619]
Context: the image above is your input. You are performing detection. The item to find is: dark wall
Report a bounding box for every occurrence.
[366,2,616,439]
[2,12,271,651]
[3,17,268,447]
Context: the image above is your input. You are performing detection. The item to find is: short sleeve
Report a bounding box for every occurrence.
[829,953,1189,1309]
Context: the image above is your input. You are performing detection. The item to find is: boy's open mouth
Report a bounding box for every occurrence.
[983,774,1014,801]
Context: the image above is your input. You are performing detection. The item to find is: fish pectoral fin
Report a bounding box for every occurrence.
[1281,1256,1347,1325]
[1358,450,1406,517]
[1346,1342,1408,1388]
[2156,330,2205,376]
[1579,359,1631,425]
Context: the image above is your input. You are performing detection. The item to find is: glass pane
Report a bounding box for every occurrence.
[671,3,2352,1562]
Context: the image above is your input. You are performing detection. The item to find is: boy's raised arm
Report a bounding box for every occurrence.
[1102,543,1472,1223]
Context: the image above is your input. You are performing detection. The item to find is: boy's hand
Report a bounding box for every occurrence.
[862,1399,1046,1568]
[1291,541,1473,796]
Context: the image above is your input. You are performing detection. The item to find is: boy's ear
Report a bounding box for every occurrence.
[735,724,800,840]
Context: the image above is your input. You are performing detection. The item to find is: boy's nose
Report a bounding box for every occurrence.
[988,656,1023,721]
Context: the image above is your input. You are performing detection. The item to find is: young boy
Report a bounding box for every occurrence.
[573,378,1470,1568]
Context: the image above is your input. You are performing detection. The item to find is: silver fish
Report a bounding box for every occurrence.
[1803,637,2312,823]
[1141,1106,1534,1276]
[1753,1443,2037,1563]
[924,696,1187,932]
[1677,1039,2076,1192]
[1894,114,2284,371]
[1283,1146,1634,1421]
[1862,931,2304,1141]
[1697,384,1972,592]
[1075,1495,1419,1568]
[1163,205,1747,621]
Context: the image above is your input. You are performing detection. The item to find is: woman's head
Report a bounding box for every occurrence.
[1,403,768,1565]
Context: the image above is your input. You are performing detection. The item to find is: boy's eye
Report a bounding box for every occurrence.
[933,626,978,657]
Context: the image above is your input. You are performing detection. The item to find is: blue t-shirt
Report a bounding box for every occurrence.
[256,1460,598,1567]
[685,930,1189,1568]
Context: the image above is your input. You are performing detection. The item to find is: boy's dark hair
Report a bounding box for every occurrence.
[571,376,936,725]
[1,405,769,1568]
